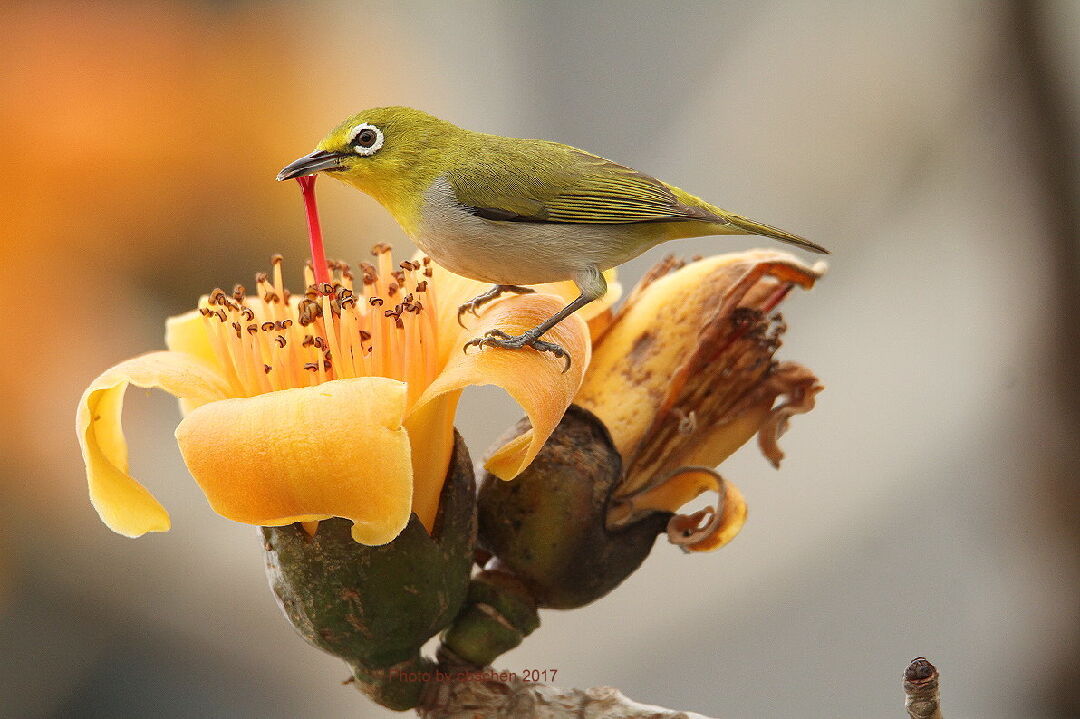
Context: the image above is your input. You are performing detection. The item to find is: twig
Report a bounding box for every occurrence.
[903,657,943,719]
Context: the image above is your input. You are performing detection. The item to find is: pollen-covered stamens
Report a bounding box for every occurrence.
[199,248,440,405]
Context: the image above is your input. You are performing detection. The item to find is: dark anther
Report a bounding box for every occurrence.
[261,321,276,331]
[297,299,322,326]
[274,335,287,348]
[264,364,272,374]
[359,330,371,341]
[270,254,283,265]
[369,297,384,307]
[232,285,246,301]
[387,283,399,296]
[304,362,319,372]
[415,280,428,292]
[370,243,392,255]
[255,272,269,284]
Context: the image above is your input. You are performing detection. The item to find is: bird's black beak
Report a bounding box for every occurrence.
[276,150,351,181]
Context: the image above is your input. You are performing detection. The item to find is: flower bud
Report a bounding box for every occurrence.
[262,432,476,710]
[477,406,669,609]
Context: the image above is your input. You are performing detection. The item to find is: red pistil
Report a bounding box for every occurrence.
[296,175,330,288]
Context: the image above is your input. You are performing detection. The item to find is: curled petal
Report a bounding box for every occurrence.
[417,293,590,481]
[76,351,232,537]
[608,466,747,552]
[757,362,824,468]
[175,378,413,545]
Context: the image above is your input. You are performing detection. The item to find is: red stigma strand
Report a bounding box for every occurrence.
[296,175,331,289]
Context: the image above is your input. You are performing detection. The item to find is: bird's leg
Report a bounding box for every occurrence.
[464,267,606,372]
[457,284,535,327]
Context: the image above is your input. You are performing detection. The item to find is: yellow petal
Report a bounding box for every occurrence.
[165,309,218,367]
[609,467,747,552]
[416,293,590,481]
[76,351,233,537]
[175,377,412,545]
[403,390,461,533]
[165,309,242,413]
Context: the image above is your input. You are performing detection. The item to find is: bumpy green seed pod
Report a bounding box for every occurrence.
[477,405,669,610]
[262,432,475,710]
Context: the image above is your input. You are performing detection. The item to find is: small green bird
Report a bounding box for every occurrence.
[278,107,827,366]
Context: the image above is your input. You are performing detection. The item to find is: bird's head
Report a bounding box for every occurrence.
[277,107,460,216]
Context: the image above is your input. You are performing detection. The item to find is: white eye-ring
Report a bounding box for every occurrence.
[349,123,384,156]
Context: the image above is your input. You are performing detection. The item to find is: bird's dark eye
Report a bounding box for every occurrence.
[349,123,384,156]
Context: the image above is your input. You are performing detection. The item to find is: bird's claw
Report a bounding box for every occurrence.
[456,299,484,328]
[462,329,572,373]
[456,285,536,328]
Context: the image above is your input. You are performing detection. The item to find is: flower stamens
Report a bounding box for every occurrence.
[197,252,440,405]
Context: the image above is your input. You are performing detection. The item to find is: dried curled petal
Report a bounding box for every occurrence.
[608,466,747,552]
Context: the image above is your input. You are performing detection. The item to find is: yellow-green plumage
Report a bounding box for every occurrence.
[278,106,826,361]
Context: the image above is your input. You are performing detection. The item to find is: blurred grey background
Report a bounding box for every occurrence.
[1,1,1077,717]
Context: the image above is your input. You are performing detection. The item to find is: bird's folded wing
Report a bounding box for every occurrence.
[449,145,712,225]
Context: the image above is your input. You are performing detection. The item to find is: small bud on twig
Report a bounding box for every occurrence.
[904,657,943,719]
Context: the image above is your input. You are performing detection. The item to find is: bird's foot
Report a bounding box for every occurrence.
[457,285,535,327]
[463,329,572,373]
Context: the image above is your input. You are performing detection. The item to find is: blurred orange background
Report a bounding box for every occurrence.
[1,2,1077,717]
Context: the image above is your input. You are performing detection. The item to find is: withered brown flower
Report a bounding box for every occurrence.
[576,250,825,551]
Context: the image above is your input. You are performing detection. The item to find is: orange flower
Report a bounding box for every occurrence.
[77,249,595,544]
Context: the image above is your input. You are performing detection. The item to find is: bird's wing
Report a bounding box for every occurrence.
[448,143,714,225]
